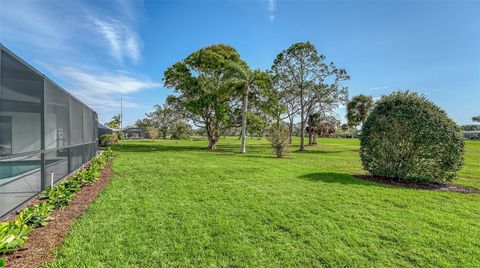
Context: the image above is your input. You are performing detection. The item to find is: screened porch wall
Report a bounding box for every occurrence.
[0,44,99,218]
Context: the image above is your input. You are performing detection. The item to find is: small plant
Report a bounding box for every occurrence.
[15,203,54,228]
[42,185,75,208]
[0,257,6,267]
[266,124,290,158]
[0,222,31,253]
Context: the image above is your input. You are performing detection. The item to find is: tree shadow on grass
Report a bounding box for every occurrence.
[110,142,272,156]
[111,143,205,153]
[296,149,359,154]
[298,172,384,187]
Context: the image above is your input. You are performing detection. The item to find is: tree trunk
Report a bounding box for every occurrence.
[207,136,218,150]
[240,86,248,153]
[308,127,313,145]
[299,119,305,151]
[288,117,294,144]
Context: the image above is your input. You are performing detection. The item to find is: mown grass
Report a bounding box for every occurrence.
[47,138,480,267]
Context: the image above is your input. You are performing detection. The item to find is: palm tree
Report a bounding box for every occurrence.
[224,62,253,153]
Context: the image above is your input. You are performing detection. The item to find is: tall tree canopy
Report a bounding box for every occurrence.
[346,94,375,127]
[163,44,247,149]
[473,116,480,123]
[271,42,349,151]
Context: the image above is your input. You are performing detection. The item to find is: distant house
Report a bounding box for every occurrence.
[463,130,480,140]
[123,127,147,140]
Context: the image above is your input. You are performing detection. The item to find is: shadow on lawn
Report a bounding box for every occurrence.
[111,143,204,153]
[111,142,275,156]
[299,172,380,187]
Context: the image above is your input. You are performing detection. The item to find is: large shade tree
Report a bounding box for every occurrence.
[473,116,480,123]
[346,94,375,127]
[163,44,246,150]
[271,42,349,151]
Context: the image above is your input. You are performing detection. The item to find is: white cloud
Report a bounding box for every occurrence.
[1,0,157,124]
[369,85,396,91]
[268,0,276,12]
[267,0,276,22]
[92,18,141,64]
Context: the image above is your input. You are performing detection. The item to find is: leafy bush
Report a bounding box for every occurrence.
[266,124,290,158]
[0,222,31,253]
[100,134,118,147]
[360,91,464,182]
[0,257,5,267]
[145,126,159,139]
[42,185,75,208]
[171,122,193,140]
[15,203,54,228]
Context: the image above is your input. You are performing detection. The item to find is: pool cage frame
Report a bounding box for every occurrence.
[0,44,99,218]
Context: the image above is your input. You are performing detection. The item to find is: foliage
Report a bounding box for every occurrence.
[15,202,54,228]
[360,91,464,182]
[100,134,119,147]
[473,115,480,122]
[266,124,290,158]
[246,112,267,139]
[42,184,76,208]
[163,44,248,149]
[337,124,358,138]
[0,222,31,253]
[346,94,375,127]
[170,122,193,140]
[118,132,125,140]
[145,126,159,139]
[136,103,185,139]
[106,114,121,129]
[0,257,5,267]
[271,42,349,151]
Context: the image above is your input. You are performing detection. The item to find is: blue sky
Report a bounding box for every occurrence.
[1,0,479,126]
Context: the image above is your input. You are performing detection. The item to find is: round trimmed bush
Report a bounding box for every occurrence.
[360,91,464,183]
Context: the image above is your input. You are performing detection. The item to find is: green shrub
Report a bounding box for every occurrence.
[0,222,31,253]
[145,126,159,139]
[0,257,5,267]
[266,124,290,158]
[15,203,54,228]
[171,122,193,140]
[360,91,464,182]
[100,134,118,147]
[42,184,76,208]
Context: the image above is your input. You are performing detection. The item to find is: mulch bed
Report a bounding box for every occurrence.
[1,163,113,268]
[354,174,479,193]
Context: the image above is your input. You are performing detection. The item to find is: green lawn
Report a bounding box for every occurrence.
[47,138,480,267]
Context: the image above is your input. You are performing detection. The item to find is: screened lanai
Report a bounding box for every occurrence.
[0,44,98,218]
